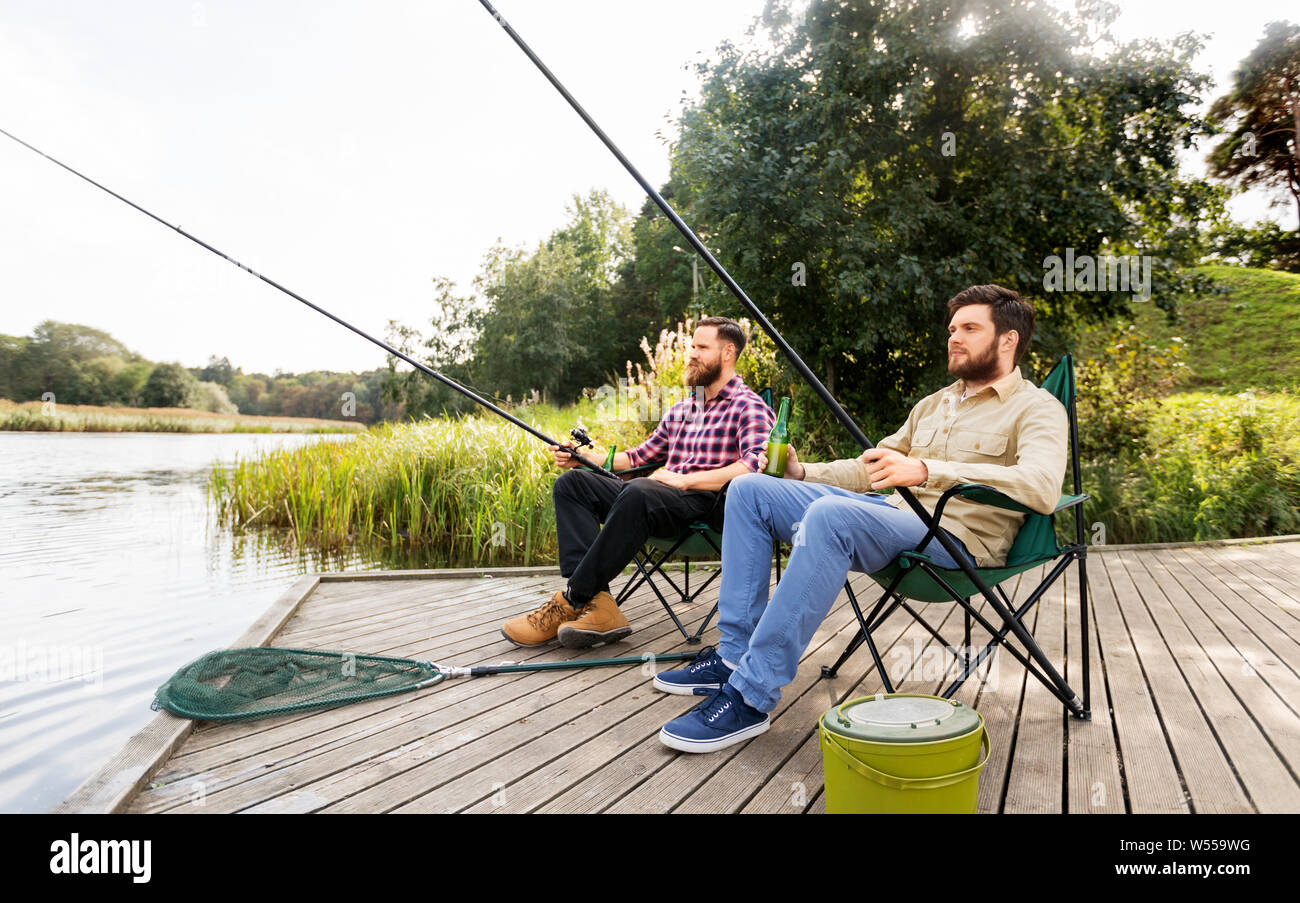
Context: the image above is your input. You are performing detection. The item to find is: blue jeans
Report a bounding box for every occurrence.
[717,473,976,713]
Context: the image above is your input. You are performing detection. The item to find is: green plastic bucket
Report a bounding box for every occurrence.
[819,694,989,814]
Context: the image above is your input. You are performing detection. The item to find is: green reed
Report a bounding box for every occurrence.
[207,400,649,565]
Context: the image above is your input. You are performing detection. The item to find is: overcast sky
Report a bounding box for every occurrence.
[1,1,1294,376]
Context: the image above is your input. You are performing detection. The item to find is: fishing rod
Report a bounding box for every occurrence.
[0,125,616,479]
[477,0,1085,717]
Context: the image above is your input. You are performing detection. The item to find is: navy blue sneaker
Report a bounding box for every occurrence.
[659,683,770,753]
[652,645,733,695]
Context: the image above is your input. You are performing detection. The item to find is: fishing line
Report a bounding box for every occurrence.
[0,125,616,478]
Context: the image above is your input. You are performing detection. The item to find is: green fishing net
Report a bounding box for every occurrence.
[152,647,443,722]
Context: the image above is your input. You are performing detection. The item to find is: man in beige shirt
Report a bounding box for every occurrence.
[655,285,1069,753]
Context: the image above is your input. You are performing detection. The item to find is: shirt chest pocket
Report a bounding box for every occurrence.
[953,429,1009,461]
[910,427,938,456]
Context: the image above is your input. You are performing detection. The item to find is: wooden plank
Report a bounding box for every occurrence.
[1084,551,1184,813]
[1098,552,1238,812]
[271,576,557,650]
[308,607,723,814]
[955,574,1036,814]
[171,572,672,764]
[1109,550,1255,812]
[1205,547,1300,628]
[93,539,1300,815]
[1134,548,1300,803]
[56,575,319,813]
[1219,543,1300,594]
[451,567,798,815]
[739,731,824,813]
[1001,559,1066,814]
[1064,554,1126,813]
[1165,546,1300,680]
[1184,547,1300,650]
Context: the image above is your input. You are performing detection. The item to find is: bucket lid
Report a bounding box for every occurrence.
[822,694,982,743]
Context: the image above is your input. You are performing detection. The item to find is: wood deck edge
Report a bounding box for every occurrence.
[1088,534,1300,553]
[314,561,724,581]
[317,566,562,581]
[53,574,321,814]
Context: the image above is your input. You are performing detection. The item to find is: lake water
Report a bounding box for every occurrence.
[0,431,397,813]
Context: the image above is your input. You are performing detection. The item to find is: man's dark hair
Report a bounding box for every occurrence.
[697,316,747,358]
[946,285,1035,365]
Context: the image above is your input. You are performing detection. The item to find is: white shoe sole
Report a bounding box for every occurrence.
[652,675,721,695]
[658,718,769,753]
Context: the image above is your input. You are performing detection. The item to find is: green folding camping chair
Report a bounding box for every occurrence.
[815,355,1091,717]
[612,387,776,644]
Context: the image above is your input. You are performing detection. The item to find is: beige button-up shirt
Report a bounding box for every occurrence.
[800,366,1068,567]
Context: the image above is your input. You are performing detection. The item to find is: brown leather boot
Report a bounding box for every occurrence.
[557,591,632,648]
[501,591,579,646]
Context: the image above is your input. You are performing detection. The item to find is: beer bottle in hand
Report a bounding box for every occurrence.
[763,397,791,477]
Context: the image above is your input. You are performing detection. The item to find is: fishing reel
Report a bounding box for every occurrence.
[569,426,595,453]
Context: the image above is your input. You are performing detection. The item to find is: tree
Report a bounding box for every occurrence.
[140,362,201,408]
[671,0,1216,434]
[199,355,236,387]
[1208,21,1300,225]
[0,334,30,400]
[470,238,601,401]
[388,191,639,409]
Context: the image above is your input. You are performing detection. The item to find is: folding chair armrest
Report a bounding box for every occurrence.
[1053,493,1089,513]
[931,484,1089,524]
[942,483,1038,515]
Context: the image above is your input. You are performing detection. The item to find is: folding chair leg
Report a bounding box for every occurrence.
[819,581,895,693]
[964,605,972,672]
[1078,553,1091,717]
[821,628,865,679]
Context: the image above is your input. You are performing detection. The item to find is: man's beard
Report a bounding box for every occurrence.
[947,342,1000,383]
[686,358,723,388]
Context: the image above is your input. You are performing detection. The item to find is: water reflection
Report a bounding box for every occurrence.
[0,430,411,813]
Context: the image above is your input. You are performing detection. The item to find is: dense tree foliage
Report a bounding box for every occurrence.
[663,0,1217,433]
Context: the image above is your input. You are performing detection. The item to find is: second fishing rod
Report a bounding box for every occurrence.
[476,0,1085,716]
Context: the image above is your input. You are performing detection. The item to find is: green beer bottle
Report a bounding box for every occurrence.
[763,397,791,477]
[603,444,617,470]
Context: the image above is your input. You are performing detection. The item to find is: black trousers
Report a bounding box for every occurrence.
[554,469,726,605]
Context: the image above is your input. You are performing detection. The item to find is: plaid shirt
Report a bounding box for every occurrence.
[625,375,775,476]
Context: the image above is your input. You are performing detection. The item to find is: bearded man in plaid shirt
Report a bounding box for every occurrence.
[502,317,774,649]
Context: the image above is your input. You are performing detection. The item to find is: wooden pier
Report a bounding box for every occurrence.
[59,537,1300,813]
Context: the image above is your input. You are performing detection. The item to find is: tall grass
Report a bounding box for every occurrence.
[208,399,650,565]
[1080,391,1300,543]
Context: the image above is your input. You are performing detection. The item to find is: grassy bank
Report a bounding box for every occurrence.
[0,398,367,433]
[1076,265,1300,393]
